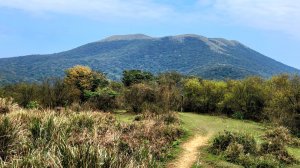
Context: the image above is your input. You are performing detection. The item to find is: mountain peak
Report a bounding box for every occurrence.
[1,33,299,84]
[102,34,153,42]
[168,34,207,42]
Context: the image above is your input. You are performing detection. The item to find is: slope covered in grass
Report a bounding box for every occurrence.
[177,112,300,168]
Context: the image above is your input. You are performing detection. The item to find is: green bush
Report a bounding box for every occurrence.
[263,126,292,145]
[224,142,244,162]
[122,70,154,87]
[210,129,298,167]
[84,87,119,111]
[211,131,257,155]
[255,155,281,168]
[260,126,296,164]
[125,83,157,113]
[232,111,244,120]
[26,101,39,109]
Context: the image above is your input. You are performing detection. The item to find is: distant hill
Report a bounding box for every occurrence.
[0,34,299,83]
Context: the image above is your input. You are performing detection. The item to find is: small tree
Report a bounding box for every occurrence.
[183,78,226,113]
[125,83,156,113]
[219,77,266,120]
[265,75,300,135]
[122,70,154,87]
[64,65,108,102]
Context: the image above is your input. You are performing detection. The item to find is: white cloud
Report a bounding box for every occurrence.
[0,0,299,37]
[209,0,300,37]
[0,0,174,20]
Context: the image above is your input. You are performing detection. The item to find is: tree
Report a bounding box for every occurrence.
[183,78,226,113]
[125,83,156,113]
[64,65,108,102]
[265,74,300,135]
[122,70,154,86]
[219,77,266,120]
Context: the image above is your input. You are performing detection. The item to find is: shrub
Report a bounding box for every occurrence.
[162,112,180,125]
[263,126,292,146]
[26,101,39,109]
[264,75,300,136]
[255,155,281,168]
[64,65,109,102]
[122,70,154,87]
[183,78,226,113]
[260,126,296,164]
[219,77,266,121]
[125,83,156,113]
[84,87,119,111]
[210,129,298,167]
[224,142,244,162]
[0,98,18,114]
[236,154,256,167]
[210,131,257,155]
[232,111,244,120]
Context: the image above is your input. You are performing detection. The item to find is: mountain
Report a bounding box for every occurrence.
[0,34,299,83]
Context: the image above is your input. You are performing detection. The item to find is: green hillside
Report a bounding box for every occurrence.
[0,34,299,83]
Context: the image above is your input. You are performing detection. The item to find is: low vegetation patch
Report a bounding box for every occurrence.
[0,109,183,167]
[208,127,299,167]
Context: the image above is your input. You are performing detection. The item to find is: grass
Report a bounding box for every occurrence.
[3,108,297,167]
[113,111,300,167]
[0,109,183,168]
[113,110,135,123]
[179,112,266,138]
[178,112,300,168]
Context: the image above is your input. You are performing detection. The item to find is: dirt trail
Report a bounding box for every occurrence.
[167,134,211,168]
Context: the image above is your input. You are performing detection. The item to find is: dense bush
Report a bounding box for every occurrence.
[210,131,257,155]
[64,65,109,102]
[219,77,266,121]
[183,78,226,113]
[260,127,296,164]
[125,83,157,113]
[84,87,119,111]
[264,75,300,136]
[209,129,297,167]
[122,70,154,87]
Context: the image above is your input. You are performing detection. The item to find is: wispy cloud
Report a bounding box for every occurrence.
[0,0,299,37]
[209,0,300,37]
[0,0,174,20]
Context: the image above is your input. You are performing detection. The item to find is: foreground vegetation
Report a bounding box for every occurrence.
[0,108,183,167]
[179,113,300,168]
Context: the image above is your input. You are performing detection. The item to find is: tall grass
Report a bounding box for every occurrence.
[0,109,183,167]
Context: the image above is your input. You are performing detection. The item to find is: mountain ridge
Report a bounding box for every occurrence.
[0,34,299,84]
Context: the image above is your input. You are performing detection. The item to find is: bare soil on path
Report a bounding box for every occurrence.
[167,134,212,168]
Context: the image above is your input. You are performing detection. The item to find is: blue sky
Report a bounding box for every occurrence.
[0,0,299,69]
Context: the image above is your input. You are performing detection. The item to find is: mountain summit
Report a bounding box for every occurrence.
[102,34,153,42]
[0,34,299,83]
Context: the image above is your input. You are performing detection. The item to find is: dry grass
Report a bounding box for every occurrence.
[0,109,183,168]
